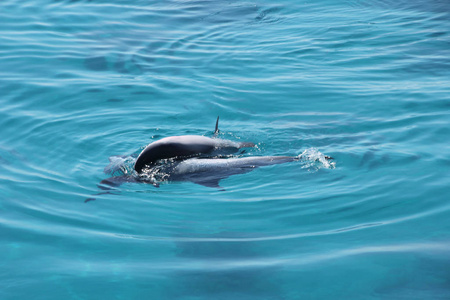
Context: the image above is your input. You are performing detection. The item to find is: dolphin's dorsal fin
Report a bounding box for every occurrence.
[214,116,220,136]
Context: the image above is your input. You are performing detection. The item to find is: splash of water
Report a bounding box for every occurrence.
[140,161,173,183]
[104,155,136,176]
[298,148,336,171]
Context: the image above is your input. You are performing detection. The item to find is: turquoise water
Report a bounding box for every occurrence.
[1,0,450,299]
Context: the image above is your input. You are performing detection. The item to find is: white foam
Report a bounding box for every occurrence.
[104,155,136,176]
[298,148,336,170]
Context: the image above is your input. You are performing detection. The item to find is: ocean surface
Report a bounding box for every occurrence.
[1,0,449,299]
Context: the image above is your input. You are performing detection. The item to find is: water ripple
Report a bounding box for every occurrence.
[1,0,450,299]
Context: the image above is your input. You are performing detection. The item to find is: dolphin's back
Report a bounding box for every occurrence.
[172,156,297,175]
[134,135,255,173]
[163,156,297,188]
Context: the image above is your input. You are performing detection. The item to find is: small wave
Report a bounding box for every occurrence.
[103,155,136,176]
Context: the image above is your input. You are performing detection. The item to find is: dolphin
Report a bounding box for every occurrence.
[134,117,255,173]
[87,118,334,201]
[134,135,256,173]
[151,156,300,188]
[96,149,333,193]
[98,155,301,190]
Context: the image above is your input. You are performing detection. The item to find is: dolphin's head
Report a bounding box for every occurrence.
[134,155,154,173]
[134,144,160,173]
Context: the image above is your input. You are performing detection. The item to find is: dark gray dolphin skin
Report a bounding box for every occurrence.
[134,135,255,173]
[134,117,255,173]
